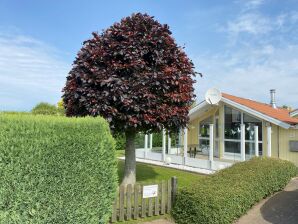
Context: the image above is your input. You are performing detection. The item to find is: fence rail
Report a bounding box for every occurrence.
[110,177,177,222]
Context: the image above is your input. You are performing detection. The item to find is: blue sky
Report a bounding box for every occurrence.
[1,0,298,111]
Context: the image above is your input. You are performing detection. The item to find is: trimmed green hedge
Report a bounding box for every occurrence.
[0,114,117,223]
[172,157,297,224]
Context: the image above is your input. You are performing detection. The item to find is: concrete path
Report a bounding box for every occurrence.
[236,177,298,224]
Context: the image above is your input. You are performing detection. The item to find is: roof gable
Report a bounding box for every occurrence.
[222,93,298,126]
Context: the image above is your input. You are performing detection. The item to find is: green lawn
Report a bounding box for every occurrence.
[116,150,206,188]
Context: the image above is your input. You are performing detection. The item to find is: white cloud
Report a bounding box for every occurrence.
[226,13,271,35]
[0,32,70,111]
[205,2,298,109]
[243,0,264,9]
[192,44,298,108]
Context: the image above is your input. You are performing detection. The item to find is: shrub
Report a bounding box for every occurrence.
[172,157,297,224]
[57,99,66,115]
[114,133,126,151]
[31,102,64,115]
[0,114,117,223]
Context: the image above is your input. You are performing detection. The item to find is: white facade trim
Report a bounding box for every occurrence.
[240,124,245,161]
[254,126,259,157]
[267,126,272,157]
[189,100,208,114]
[189,101,210,121]
[290,110,298,117]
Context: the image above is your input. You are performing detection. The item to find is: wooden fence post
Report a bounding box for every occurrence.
[119,185,125,221]
[148,197,153,216]
[171,176,177,205]
[161,181,166,214]
[134,185,139,219]
[141,188,146,218]
[167,179,172,213]
[154,183,160,216]
[126,184,132,220]
[111,195,117,223]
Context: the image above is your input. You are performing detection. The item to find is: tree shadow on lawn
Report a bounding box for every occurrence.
[117,160,159,183]
[261,189,298,224]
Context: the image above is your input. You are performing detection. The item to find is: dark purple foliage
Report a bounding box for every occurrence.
[63,13,196,133]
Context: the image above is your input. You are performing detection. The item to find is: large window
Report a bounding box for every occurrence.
[243,114,263,158]
[224,106,241,156]
[224,105,263,160]
[224,106,241,140]
[198,116,212,155]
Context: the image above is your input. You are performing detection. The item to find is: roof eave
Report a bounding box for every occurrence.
[188,101,210,121]
[290,110,298,117]
[189,101,208,115]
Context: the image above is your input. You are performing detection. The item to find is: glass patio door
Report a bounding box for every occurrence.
[198,116,212,157]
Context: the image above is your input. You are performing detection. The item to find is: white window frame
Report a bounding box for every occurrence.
[223,105,263,158]
[198,116,213,155]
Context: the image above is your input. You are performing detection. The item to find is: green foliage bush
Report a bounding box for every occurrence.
[0,114,117,223]
[114,133,126,151]
[31,102,64,115]
[172,157,297,224]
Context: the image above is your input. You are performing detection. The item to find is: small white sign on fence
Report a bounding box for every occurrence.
[142,185,158,198]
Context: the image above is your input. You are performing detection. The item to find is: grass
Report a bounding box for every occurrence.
[116,150,205,188]
[115,150,205,223]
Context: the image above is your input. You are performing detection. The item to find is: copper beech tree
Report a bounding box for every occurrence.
[63,13,196,185]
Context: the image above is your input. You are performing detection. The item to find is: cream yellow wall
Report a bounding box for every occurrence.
[278,128,298,166]
[187,107,219,145]
[261,123,298,166]
[188,118,199,145]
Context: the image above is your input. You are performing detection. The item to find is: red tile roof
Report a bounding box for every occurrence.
[222,93,298,125]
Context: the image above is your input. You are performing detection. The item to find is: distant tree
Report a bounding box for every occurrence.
[31,102,58,115]
[63,13,196,185]
[57,99,65,115]
[282,105,292,111]
[32,102,64,116]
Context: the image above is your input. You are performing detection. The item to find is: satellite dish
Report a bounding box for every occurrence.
[205,88,222,105]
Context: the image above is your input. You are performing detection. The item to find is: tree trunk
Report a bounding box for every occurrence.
[121,131,136,186]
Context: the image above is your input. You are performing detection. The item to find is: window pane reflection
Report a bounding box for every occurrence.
[224,106,241,140]
[224,141,241,154]
[244,114,262,141]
